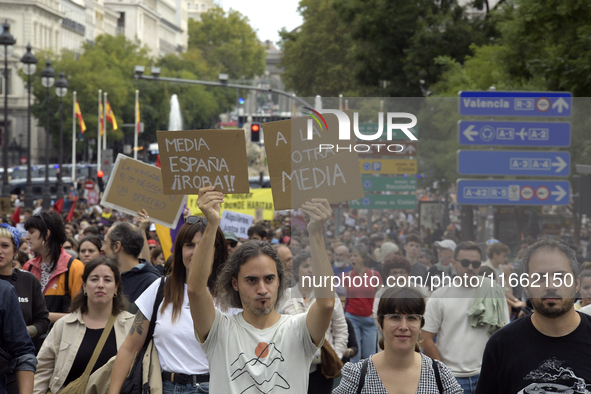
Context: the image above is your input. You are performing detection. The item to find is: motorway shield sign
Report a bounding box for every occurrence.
[459,91,572,117]
[458,121,571,147]
[350,194,417,209]
[457,179,570,206]
[362,176,417,192]
[457,150,570,177]
[359,159,417,175]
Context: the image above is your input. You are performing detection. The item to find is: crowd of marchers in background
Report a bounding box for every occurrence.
[1,191,591,394]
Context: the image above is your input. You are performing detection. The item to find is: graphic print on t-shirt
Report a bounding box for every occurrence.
[518,357,590,394]
[230,341,290,393]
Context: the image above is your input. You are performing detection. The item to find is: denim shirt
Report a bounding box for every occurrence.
[0,281,37,394]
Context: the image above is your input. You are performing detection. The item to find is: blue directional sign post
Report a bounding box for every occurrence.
[457,179,570,206]
[457,151,570,177]
[459,91,572,117]
[458,121,571,147]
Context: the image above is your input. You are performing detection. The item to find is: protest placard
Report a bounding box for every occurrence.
[101,154,186,228]
[254,206,264,223]
[263,113,365,210]
[157,129,249,195]
[187,188,275,220]
[219,210,253,239]
[0,198,11,215]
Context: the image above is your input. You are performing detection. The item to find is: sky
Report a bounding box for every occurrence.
[219,0,303,45]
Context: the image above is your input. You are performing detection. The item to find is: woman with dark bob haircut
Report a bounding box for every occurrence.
[110,216,228,394]
[24,210,85,322]
[34,256,133,394]
[334,287,462,393]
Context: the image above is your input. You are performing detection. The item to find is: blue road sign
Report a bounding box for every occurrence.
[457,179,570,206]
[458,121,571,147]
[459,91,572,117]
[458,150,570,177]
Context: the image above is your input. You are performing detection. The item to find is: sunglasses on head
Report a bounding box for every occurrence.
[457,259,482,269]
[186,216,207,225]
[33,212,48,228]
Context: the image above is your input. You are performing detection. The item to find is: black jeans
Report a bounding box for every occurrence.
[308,369,334,394]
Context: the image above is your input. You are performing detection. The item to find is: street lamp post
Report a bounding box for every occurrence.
[0,21,16,199]
[20,43,37,208]
[55,72,68,201]
[40,61,55,209]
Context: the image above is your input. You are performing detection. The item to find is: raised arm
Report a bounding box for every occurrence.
[303,199,335,346]
[135,209,151,261]
[187,187,224,342]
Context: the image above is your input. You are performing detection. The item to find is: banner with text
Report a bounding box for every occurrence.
[263,114,365,210]
[219,210,253,239]
[101,154,186,228]
[157,129,249,195]
[187,188,275,221]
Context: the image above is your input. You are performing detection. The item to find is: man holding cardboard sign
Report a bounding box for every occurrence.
[157,129,250,195]
[188,187,334,393]
[263,114,365,210]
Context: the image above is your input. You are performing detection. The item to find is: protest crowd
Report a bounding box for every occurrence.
[1,182,591,394]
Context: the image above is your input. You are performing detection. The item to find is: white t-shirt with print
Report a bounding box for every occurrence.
[198,308,319,393]
[135,279,209,375]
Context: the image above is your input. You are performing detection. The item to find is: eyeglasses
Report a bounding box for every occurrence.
[457,259,482,269]
[186,216,207,225]
[382,314,423,327]
[33,212,48,228]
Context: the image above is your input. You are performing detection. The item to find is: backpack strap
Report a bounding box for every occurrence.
[64,256,74,295]
[356,358,370,394]
[432,358,443,393]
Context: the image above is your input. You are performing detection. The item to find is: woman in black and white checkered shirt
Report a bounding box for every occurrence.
[333,287,462,393]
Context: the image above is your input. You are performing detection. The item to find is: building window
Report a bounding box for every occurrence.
[0,69,11,95]
[117,12,125,36]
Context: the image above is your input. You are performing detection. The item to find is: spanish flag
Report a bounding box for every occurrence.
[105,100,118,131]
[75,100,86,134]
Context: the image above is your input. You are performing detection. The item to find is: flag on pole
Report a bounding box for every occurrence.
[136,99,141,134]
[99,102,104,136]
[105,100,118,131]
[74,100,86,134]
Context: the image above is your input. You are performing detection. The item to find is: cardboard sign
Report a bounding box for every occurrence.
[219,210,253,239]
[187,188,275,221]
[263,114,365,210]
[101,154,187,228]
[157,129,249,195]
[0,198,11,215]
[254,206,264,223]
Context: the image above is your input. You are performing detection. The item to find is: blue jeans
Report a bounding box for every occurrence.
[456,374,479,394]
[162,380,209,394]
[345,312,377,363]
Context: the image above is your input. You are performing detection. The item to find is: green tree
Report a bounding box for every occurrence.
[278,0,360,96]
[188,7,266,79]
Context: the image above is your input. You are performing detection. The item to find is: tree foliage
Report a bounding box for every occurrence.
[278,0,360,96]
[188,7,266,79]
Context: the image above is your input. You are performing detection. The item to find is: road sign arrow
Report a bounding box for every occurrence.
[405,144,416,154]
[516,128,527,140]
[552,97,569,113]
[463,125,478,141]
[551,185,567,201]
[552,156,567,173]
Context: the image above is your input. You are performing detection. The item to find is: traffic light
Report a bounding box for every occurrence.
[97,170,104,193]
[251,123,260,142]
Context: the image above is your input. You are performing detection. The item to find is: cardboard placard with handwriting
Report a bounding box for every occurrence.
[101,154,187,228]
[157,129,249,195]
[263,113,364,210]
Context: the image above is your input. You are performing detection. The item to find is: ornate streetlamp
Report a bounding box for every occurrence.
[40,60,55,209]
[20,43,37,208]
[0,21,16,198]
[55,72,68,200]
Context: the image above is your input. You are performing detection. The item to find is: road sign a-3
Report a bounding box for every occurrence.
[456,179,569,206]
[458,120,571,147]
[457,150,570,177]
[459,91,572,117]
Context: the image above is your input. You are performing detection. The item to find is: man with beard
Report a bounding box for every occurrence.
[422,242,509,394]
[188,188,334,393]
[475,237,591,394]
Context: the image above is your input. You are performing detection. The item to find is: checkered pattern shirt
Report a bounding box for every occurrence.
[333,353,463,394]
